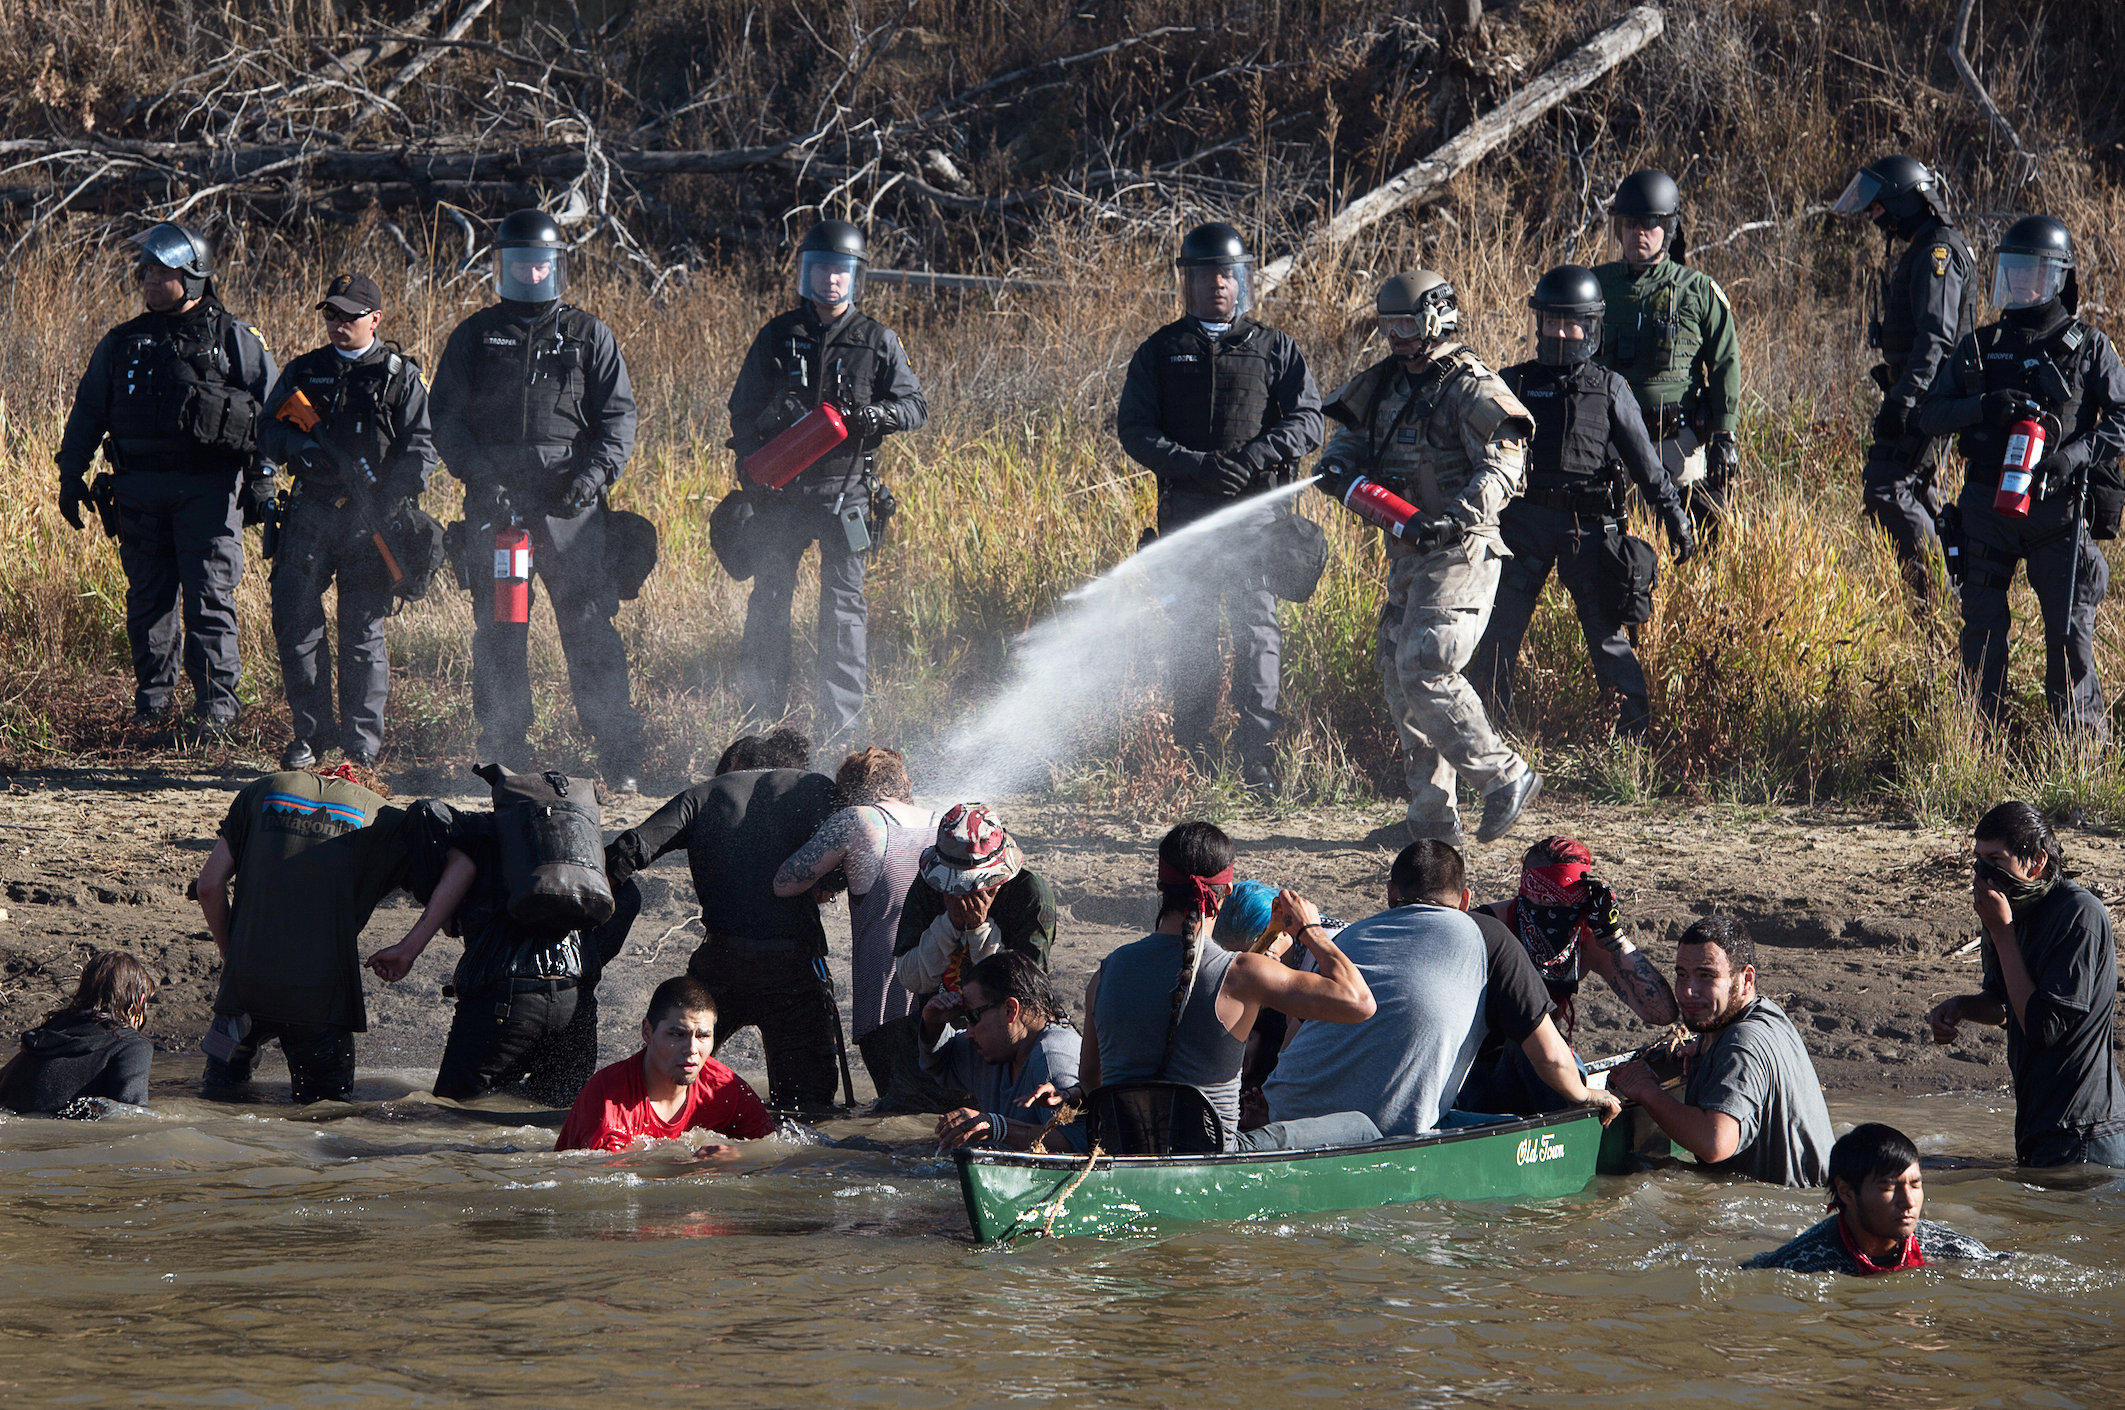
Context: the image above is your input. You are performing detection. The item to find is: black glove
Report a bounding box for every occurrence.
[558,472,603,515]
[754,389,809,441]
[1208,452,1256,498]
[1660,504,1695,563]
[1407,513,1463,552]
[1583,877,1627,950]
[59,474,90,531]
[239,474,278,528]
[1314,461,1357,500]
[1982,389,2041,428]
[1705,432,1738,489]
[1872,403,1908,443]
[845,403,893,438]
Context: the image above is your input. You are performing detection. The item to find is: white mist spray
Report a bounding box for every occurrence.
[921,479,1319,798]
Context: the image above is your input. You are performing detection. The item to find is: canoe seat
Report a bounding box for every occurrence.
[1084,1082,1225,1156]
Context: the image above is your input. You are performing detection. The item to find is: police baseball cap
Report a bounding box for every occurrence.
[319,272,384,317]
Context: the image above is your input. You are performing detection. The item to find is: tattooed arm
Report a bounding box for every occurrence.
[773,805,891,899]
[1583,936,1678,1026]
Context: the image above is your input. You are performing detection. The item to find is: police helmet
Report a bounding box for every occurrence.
[1175,222,1256,321]
[1611,169,1680,221]
[798,219,867,310]
[494,209,566,302]
[1527,264,1604,366]
[130,222,215,301]
[1992,215,2077,313]
[1832,154,1938,229]
[1377,270,1459,348]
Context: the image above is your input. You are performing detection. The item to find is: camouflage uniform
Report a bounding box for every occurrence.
[1323,346,1535,840]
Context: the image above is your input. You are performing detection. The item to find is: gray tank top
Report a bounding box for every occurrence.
[1094,933,1244,1146]
[848,803,935,1041]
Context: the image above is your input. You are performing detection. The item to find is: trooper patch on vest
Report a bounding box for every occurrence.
[1933,246,1950,277]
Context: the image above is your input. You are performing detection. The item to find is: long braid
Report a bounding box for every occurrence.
[1158,912,1203,1078]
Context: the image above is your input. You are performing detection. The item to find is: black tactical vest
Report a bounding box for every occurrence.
[754,306,891,490]
[1879,217,1979,373]
[1144,318,1282,459]
[285,344,414,488]
[456,303,598,454]
[1505,362,1616,497]
[104,304,258,471]
[1960,314,2096,475]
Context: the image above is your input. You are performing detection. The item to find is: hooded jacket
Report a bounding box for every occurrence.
[0,1013,152,1113]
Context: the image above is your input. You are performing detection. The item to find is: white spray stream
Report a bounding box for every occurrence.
[920,478,1319,798]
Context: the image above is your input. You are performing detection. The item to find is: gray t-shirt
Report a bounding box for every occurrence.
[1095,935,1245,1145]
[1683,997,1834,1187]
[922,1021,1083,1151]
[1263,904,1489,1137]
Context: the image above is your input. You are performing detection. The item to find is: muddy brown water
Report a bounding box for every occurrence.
[1,1077,2119,1407]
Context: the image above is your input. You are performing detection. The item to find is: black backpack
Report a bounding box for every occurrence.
[476,764,615,933]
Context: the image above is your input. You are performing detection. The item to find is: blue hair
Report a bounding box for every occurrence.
[1212,879,1279,949]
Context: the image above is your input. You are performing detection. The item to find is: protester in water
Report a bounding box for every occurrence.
[0,951,156,1114]
[606,729,844,1112]
[1927,801,2125,1167]
[1466,835,1676,1113]
[193,765,474,1103]
[1609,915,1833,1186]
[884,804,1059,1112]
[556,975,776,1156]
[927,953,1085,1153]
[1083,821,1380,1152]
[365,799,635,1106]
[1744,1123,2003,1274]
[773,747,939,1103]
[1265,839,1621,1136]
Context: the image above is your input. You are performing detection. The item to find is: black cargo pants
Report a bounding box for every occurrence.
[271,492,396,757]
[112,470,245,721]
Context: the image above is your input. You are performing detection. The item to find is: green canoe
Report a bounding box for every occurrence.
[956,1107,1635,1242]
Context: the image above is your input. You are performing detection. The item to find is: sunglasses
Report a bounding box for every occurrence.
[961,998,1004,1025]
[322,308,376,324]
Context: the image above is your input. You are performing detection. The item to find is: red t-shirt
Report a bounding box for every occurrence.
[555,1051,776,1152]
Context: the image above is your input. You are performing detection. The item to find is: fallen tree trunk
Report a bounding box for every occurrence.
[1257,4,1666,299]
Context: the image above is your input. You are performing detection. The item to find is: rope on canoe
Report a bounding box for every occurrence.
[1036,1141,1103,1239]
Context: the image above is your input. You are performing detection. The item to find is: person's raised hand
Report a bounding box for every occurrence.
[1971,869,2014,933]
[1926,996,1964,1045]
[1022,1081,1081,1110]
[923,990,967,1027]
[1275,889,1324,946]
[946,886,996,932]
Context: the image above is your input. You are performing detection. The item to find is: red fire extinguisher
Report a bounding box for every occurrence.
[1994,413,2053,519]
[744,404,849,489]
[493,522,532,624]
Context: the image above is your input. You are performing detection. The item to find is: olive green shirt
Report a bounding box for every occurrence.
[215,771,411,1033]
[1593,257,1741,436]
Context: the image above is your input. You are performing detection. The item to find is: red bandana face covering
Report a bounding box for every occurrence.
[1157,860,1234,919]
[1514,838,1593,981]
[1836,1214,1926,1275]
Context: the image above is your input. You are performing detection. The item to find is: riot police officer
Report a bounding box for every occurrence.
[257,273,436,769]
[1830,154,1979,586]
[54,222,277,740]
[1469,265,1694,739]
[1914,216,2125,734]
[1115,222,1324,791]
[430,210,646,789]
[1594,170,1741,537]
[728,219,927,741]
[1317,272,1541,847]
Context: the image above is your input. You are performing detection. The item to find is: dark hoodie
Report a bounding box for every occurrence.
[0,1013,152,1114]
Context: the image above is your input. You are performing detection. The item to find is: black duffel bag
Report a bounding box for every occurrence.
[476,764,615,933]
[2088,458,2125,542]
[383,504,448,603]
[708,491,758,581]
[1253,511,1331,603]
[1598,529,1660,626]
[606,508,660,599]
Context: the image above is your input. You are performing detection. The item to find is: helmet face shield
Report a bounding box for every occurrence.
[799,251,864,310]
[1992,252,2068,310]
[496,245,565,302]
[130,223,209,277]
[1830,170,1884,217]
[1531,310,1601,366]
[1178,261,1253,322]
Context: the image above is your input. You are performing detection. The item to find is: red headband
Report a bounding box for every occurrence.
[1519,860,1589,906]
[1157,859,1234,917]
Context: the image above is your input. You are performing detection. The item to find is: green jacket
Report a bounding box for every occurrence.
[1593,257,1740,437]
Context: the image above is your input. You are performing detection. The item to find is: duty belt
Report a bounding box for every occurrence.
[507,977,577,994]
[1524,484,1621,515]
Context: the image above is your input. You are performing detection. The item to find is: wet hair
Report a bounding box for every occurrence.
[1827,1123,1921,1210]
[1211,879,1280,950]
[47,951,155,1028]
[834,747,912,808]
[1975,800,2063,878]
[1521,835,1589,869]
[966,951,1063,1026]
[1391,839,1466,905]
[1678,913,1755,973]
[1156,821,1235,1056]
[714,734,761,774]
[312,760,391,798]
[754,727,813,771]
[644,975,719,1030]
